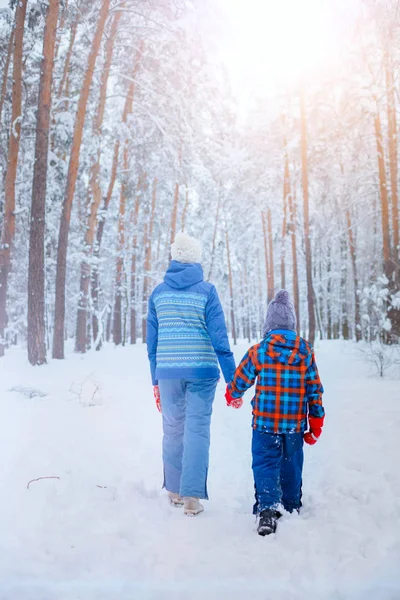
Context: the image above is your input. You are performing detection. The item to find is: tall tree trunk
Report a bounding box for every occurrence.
[244,261,251,343]
[326,244,332,340]
[53,0,111,359]
[385,56,400,341]
[0,26,14,124]
[287,170,300,329]
[267,208,274,301]
[113,149,130,346]
[386,55,399,269]
[91,140,119,348]
[129,174,143,345]
[207,185,222,280]
[281,156,288,289]
[346,208,361,341]
[0,0,27,357]
[142,177,157,342]
[225,227,237,345]
[27,0,60,366]
[56,16,79,99]
[262,210,270,302]
[374,105,391,276]
[170,182,180,248]
[300,90,316,344]
[181,185,189,231]
[257,250,264,335]
[340,237,349,340]
[54,0,68,58]
[75,10,121,353]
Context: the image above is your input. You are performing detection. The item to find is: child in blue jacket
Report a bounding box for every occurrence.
[225,290,325,535]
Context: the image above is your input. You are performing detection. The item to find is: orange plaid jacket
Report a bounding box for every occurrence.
[228,330,324,434]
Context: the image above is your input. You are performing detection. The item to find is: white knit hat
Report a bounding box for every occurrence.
[171,232,202,264]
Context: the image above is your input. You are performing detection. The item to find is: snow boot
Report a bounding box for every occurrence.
[168,492,184,507]
[183,497,204,516]
[257,509,282,536]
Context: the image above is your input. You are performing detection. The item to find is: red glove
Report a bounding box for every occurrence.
[153,386,162,413]
[225,385,243,409]
[304,416,324,445]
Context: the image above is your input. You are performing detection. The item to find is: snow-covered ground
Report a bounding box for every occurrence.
[0,340,399,600]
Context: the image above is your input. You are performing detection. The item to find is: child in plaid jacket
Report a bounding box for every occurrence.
[225,290,325,535]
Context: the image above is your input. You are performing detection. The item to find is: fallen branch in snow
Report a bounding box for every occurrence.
[26,476,60,490]
[91,383,100,405]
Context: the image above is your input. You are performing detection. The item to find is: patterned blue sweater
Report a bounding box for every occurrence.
[146,261,236,385]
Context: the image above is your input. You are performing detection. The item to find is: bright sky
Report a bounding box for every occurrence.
[217,0,361,104]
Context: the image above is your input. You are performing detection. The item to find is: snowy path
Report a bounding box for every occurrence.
[0,341,399,600]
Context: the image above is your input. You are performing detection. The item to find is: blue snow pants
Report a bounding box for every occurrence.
[252,429,304,514]
[158,378,218,499]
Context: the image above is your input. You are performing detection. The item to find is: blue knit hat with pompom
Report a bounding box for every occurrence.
[263,289,297,336]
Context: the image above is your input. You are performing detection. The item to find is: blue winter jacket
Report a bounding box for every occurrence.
[146,261,236,385]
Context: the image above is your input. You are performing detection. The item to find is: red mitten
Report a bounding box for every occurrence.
[225,385,243,409]
[304,416,324,445]
[153,385,162,413]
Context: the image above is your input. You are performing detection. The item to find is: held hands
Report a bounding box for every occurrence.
[225,385,243,409]
[153,385,162,413]
[304,416,324,445]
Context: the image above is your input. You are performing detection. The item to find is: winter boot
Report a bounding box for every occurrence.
[257,509,282,536]
[183,497,204,516]
[168,492,184,507]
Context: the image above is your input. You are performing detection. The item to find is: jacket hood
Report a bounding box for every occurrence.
[164,260,204,289]
[263,329,312,365]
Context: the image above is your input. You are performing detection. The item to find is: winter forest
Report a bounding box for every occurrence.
[1,0,400,597]
[0,0,399,365]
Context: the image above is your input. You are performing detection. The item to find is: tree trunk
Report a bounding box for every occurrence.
[129,174,143,345]
[54,0,68,59]
[170,182,180,249]
[225,227,237,345]
[287,170,300,330]
[374,106,391,275]
[244,261,251,343]
[281,155,288,289]
[262,210,269,302]
[326,244,332,340]
[27,0,60,366]
[53,0,111,359]
[267,208,274,301]
[142,177,157,342]
[340,237,349,340]
[257,250,264,335]
[0,0,27,357]
[346,208,361,341]
[385,57,400,341]
[0,25,14,124]
[75,10,121,353]
[300,90,316,344]
[181,185,189,232]
[207,185,222,280]
[113,149,129,346]
[56,16,79,99]
[386,55,399,269]
[91,140,119,348]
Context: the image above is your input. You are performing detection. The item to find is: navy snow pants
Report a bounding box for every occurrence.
[252,429,304,514]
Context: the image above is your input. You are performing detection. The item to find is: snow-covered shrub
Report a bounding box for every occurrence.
[360,277,400,344]
[357,339,400,378]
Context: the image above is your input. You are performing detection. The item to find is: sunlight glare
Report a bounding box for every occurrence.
[219,0,356,96]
